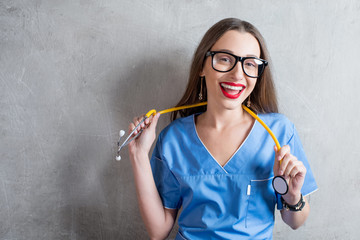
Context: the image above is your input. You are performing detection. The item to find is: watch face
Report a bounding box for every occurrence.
[272,176,288,195]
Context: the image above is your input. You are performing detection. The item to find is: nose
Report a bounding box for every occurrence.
[230,60,246,80]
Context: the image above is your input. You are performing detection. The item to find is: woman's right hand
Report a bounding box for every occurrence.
[127,113,160,158]
[127,113,177,239]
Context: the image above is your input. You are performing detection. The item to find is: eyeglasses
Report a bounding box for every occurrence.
[205,51,268,78]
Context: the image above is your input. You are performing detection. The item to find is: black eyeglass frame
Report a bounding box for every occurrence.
[205,51,268,78]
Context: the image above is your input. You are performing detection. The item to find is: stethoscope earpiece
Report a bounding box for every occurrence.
[116,130,126,161]
[119,130,125,138]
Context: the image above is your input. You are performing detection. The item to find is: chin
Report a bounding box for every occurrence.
[222,100,245,110]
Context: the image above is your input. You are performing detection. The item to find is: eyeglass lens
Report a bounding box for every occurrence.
[212,52,265,77]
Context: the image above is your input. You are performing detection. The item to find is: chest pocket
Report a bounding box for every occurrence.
[245,177,276,228]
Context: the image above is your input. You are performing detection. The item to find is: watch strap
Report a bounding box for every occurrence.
[281,194,305,211]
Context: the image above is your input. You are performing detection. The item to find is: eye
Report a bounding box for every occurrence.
[245,61,256,68]
[219,56,231,63]
[244,59,262,68]
[215,53,234,65]
[221,58,230,62]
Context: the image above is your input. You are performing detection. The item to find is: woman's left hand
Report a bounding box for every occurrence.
[273,145,307,204]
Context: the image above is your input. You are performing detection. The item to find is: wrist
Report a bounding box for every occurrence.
[282,192,301,205]
[281,194,305,212]
[130,150,150,163]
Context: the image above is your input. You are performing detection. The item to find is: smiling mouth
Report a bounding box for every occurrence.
[220,82,245,99]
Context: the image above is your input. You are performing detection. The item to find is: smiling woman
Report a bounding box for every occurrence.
[126,18,318,239]
[200,30,261,110]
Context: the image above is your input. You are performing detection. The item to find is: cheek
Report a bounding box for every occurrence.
[203,71,222,87]
[248,79,257,91]
[201,59,212,76]
[244,79,257,98]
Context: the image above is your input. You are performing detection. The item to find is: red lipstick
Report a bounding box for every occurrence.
[219,82,245,99]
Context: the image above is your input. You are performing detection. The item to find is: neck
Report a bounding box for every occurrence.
[199,102,249,130]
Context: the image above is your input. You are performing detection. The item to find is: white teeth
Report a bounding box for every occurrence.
[221,83,244,91]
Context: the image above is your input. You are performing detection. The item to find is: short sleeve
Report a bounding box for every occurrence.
[288,126,318,196]
[150,136,182,209]
[276,125,318,210]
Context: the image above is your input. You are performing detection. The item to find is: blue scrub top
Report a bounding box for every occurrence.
[150,113,318,240]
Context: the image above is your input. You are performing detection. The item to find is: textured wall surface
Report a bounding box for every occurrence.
[1,0,359,239]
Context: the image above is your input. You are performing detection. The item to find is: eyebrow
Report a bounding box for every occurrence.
[212,49,260,58]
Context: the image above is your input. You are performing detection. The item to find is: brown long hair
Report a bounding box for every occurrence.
[171,18,278,121]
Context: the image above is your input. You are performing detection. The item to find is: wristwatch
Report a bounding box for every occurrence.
[281,194,305,211]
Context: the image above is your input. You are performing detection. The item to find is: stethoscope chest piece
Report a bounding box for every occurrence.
[272,176,288,195]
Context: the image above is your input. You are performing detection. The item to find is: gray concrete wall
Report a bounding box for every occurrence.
[1,0,359,239]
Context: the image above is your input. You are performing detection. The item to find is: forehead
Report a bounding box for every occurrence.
[211,30,261,57]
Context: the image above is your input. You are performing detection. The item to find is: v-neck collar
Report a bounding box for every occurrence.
[191,114,258,173]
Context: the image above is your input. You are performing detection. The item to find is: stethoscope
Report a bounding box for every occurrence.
[116,102,288,195]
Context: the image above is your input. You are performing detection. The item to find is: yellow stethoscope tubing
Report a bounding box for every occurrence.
[241,105,282,152]
[118,102,282,161]
[145,102,281,153]
[121,102,281,153]
[145,102,208,118]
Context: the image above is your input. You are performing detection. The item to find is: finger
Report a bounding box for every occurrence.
[145,113,156,127]
[132,116,145,135]
[134,116,146,129]
[283,158,297,177]
[278,152,292,176]
[140,116,146,128]
[274,145,290,174]
[128,122,137,135]
[288,161,306,178]
[144,117,150,126]
[132,117,140,135]
[277,145,290,162]
[148,113,160,130]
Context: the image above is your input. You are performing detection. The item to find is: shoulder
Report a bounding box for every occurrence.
[158,114,195,141]
[154,114,196,163]
[257,112,295,141]
[258,112,293,128]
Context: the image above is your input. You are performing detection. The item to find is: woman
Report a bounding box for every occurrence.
[128,18,318,240]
